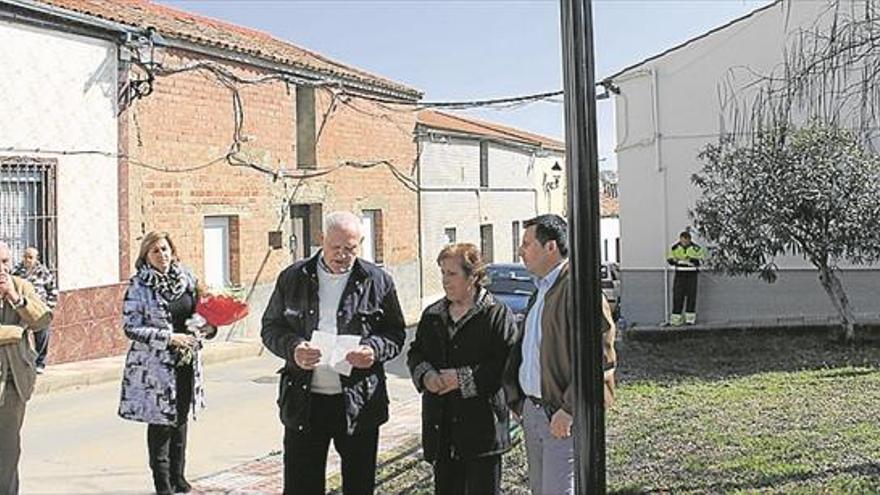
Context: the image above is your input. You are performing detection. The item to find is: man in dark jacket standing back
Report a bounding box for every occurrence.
[262,211,406,495]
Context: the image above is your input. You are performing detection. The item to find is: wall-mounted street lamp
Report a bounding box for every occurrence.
[544,161,564,191]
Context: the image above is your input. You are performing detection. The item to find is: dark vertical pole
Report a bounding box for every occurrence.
[560,0,605,494]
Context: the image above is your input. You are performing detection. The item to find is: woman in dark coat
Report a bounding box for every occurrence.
[407,243,519,495]
[118,231,216,495]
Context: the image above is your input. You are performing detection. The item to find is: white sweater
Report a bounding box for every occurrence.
[310,266,352,395]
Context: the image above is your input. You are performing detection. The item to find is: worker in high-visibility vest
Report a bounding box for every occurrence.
[666,231,705,326]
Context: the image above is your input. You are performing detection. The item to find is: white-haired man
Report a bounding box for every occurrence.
[0,241,52,494]
[262,211,406,495]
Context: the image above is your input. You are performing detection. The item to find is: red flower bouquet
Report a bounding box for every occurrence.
[196,293,249,327]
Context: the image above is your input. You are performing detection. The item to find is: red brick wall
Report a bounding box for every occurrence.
[312,90,419,267]
[124,49,419,306]
[51,48,421,364]
[125,50,295,285]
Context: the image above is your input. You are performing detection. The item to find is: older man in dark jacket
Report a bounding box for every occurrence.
[262,211,406,495]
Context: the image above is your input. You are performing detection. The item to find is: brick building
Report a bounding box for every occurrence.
[2,0,423,363]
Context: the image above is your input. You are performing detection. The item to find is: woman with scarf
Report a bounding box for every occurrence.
[407,243,519,494]
[118,231,216,495]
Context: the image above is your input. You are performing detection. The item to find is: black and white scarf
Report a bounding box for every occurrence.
[138,262,187,301]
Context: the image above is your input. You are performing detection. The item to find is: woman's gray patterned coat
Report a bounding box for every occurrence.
[118,265,207,426]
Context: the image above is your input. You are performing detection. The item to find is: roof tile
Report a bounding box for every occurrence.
[418,109,565,151]
[36,0,421,97]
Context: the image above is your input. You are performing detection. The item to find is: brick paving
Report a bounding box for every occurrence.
[192,384,422,494]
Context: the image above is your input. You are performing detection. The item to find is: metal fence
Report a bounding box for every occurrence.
[0,156,58,279]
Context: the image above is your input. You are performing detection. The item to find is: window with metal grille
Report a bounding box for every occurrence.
[0,157,58,280]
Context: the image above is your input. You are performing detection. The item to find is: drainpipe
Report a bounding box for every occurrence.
[651,68,670,323]
[416,136,424,310]
[610,67,669,322]
[650,67,669,321]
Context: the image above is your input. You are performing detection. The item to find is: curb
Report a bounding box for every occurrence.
[33,339,264,396]
[624,322,880,341]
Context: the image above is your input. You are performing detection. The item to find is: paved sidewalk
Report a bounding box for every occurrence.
[192,335,423,495]
[192,390,421,494]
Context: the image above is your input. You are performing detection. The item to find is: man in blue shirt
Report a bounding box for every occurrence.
[504,214,617,495]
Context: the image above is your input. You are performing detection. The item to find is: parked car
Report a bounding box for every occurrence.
[484,263,536,324]
[486,261,620,323]
[601,262,621,320]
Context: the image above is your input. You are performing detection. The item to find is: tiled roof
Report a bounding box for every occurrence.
[34,0,421,98]
[418,110,565,152]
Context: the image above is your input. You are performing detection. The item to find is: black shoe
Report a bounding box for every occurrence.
[152,475,173,495]
[173,479,192,494]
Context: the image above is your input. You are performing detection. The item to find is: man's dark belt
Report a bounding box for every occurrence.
[526,395,544,408]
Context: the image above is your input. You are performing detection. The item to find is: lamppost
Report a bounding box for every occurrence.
[560,0,606,494]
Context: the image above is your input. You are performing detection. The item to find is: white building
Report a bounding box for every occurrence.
[603,0,880,327]
[1,10,120,289]
[0,3,130,362]
[415,110,566,306]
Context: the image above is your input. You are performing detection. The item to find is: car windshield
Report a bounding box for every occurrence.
[485,266,536,295]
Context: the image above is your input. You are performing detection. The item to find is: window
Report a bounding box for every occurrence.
[615,237,621,263]
[512,221,521,262]
[444,227,457,244]
[603,182,619,199]
[361,209,384,264]
[296,86,317,169]
[204,216,231,289]
[290,203,323,261]
[479,141,489,187]
[0,157,57,279]
[604,239,609,262]
[480,224,494,263]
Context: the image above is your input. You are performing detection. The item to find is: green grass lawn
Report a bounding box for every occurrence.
[609,367,880,493]
[373,332,880,494]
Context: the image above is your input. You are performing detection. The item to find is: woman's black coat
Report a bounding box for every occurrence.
[407,292,519,461]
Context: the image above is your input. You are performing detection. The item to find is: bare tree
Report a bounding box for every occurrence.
[723,0,880,147]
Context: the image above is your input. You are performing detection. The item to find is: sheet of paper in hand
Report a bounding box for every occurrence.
[309,331,362,377]
[333,335,362,377]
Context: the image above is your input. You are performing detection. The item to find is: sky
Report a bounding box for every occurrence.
[160,0,775,169]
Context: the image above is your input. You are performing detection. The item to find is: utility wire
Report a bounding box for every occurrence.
[352,89,565,111]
